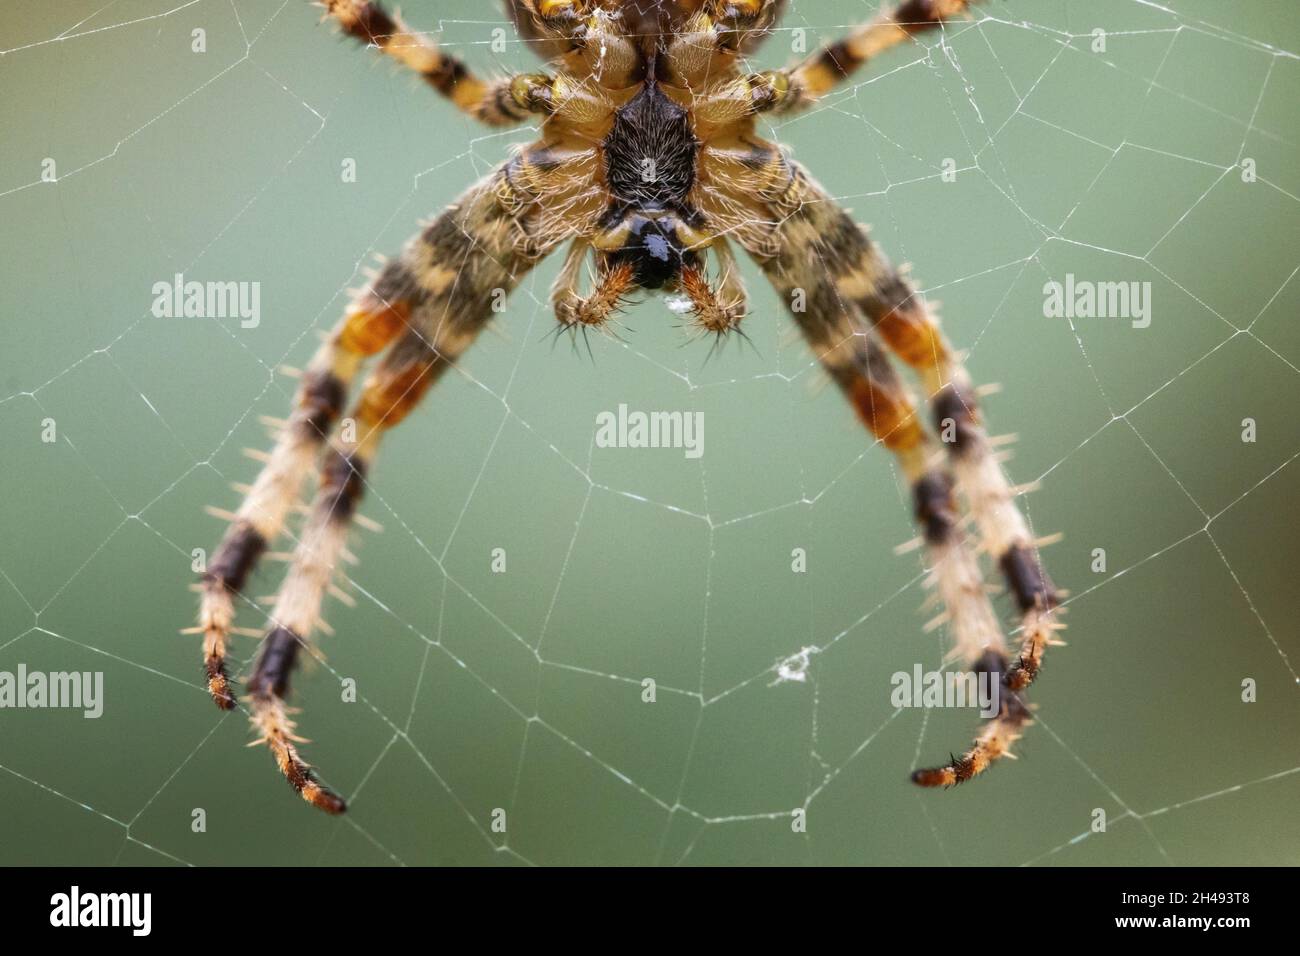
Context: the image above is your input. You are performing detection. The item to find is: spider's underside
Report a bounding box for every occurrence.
[193,0,1062,814]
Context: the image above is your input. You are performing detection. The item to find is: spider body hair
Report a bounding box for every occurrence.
[599,73,704,290]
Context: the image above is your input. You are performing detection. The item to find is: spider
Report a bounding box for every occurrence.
[192,0,1062,814]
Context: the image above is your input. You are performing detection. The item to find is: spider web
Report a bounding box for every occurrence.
[0,0,1297,867]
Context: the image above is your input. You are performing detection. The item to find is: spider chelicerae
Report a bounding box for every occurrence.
[192,0,1062,814]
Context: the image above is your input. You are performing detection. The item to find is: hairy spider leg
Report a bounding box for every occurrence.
[681,0,1036,786]
[197,268,416,708]
[202,166,558,811]
[775,168,1062,785]
[662,0,975,109]
[843,339,1037,786]
[737,183,1007,670]
[246,329,443,815]
[859,261,1064,695]
[322,0,567,126]
[720,156,1056,786]
[748,0,977,116]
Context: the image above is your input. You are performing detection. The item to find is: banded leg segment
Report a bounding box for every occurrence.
[744,159,1061,690]
[843,337,1008,668]
[772,164,1059,784]
[322,0,560,126]
[857,249,1063,695]
[750,0,976,115]
[871,287,1061,785]
[243,164,556,813]
[197,266,417,708]
[247,331,446,814]
[721,156,1052,786]
[750,222,1006,670]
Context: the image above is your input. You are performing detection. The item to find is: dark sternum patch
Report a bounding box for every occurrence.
[603,81,697,211]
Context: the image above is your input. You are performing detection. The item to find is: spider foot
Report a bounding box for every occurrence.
[249,695,347,815]
[247,626,347,815]
[911,650,1033,788]
[911,713,1028,788]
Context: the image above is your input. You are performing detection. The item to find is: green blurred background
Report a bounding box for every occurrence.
[1,0,1297,867]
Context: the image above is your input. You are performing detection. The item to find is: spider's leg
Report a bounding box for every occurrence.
[740,0,978,116]
[718,158,1052,786]
[232,164,556,812]
[320,0,564,126]
[758,163,1062,691]
[850,334,1009,667]
[839,337,1035,788]
[749,240,1008,672]
[852,251,1062,697]
[197,268,418,708]
[247,327,446,815]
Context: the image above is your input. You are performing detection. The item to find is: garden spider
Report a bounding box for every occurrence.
[193,0,1062,814]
